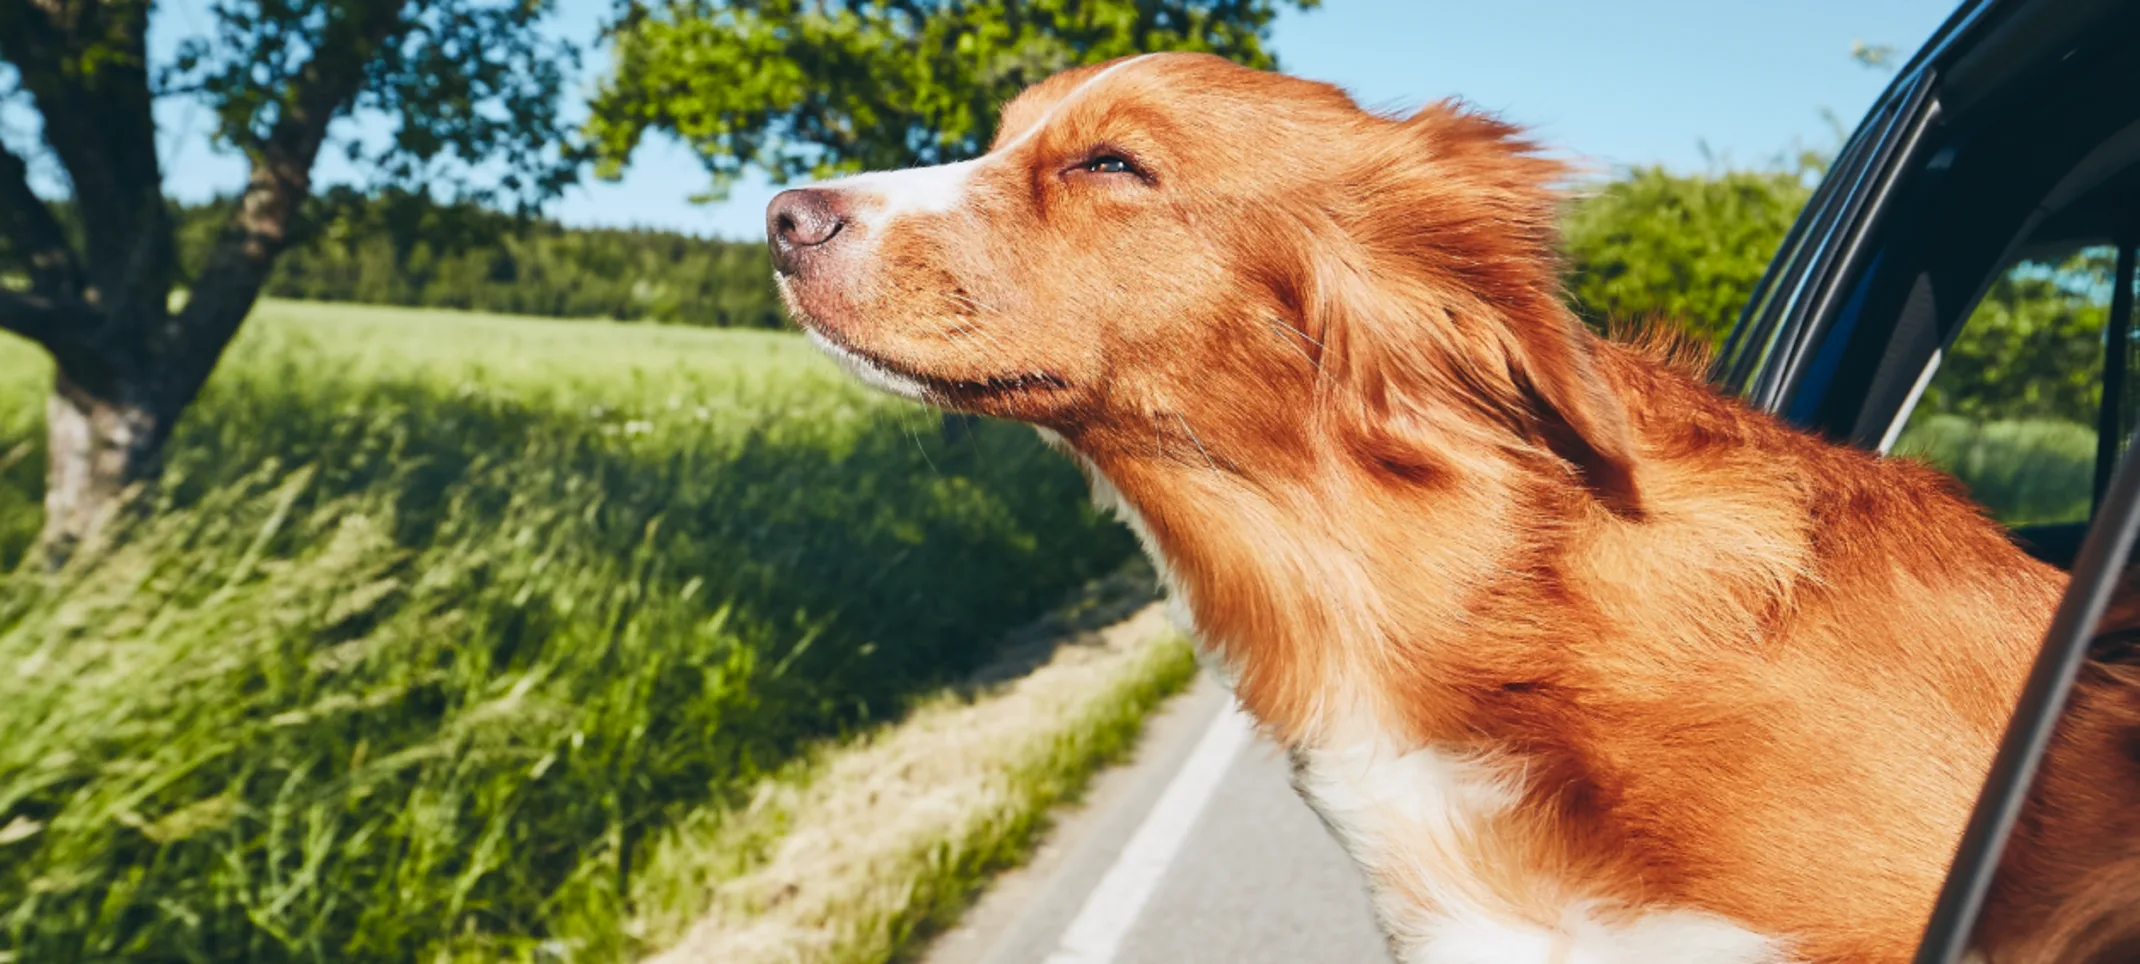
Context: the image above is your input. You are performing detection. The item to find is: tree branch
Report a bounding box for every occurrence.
[172,0,412,401]
[0,287,97,355]
[0,137,86,300]
[0,0,170,312]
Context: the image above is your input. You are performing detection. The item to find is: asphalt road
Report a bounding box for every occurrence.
[923,672,1395,964]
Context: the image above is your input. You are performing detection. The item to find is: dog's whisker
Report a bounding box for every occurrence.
[931,315,1014,370]
[1174,412,1218,470]
[1270,315,1324,348]
[1268,320,1320,366]
[941,289,1001,317]
[949,290,1001,314]
[952,320,1005,350]
[901,417,942,477]
[934,302,1011,354]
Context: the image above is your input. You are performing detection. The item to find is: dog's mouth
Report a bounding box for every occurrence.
[800,324,1071,408]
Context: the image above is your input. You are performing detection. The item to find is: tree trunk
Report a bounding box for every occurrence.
[37,369,170,566]
[1,0,409,567]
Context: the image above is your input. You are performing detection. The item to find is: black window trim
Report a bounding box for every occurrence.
[2094,240,2135,508]
[1755,70,1943,417]
[1715,106,1886,392]
[1715,0,2018,404]
[1913,416,2140,964]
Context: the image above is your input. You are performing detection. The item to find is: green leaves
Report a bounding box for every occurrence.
[585,0,1314,198]
[1562,165,1816,346]
[161,0,579,210]
[196,190,789,327]
[1918,251,2116,426]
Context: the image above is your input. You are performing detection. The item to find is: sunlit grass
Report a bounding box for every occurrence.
[639,606,1194,964]
[0,300,1136,962]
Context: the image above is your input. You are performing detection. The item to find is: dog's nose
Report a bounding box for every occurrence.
[768,188,847,274]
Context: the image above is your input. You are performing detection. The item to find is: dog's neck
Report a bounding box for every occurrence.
[1055,417,1590,750]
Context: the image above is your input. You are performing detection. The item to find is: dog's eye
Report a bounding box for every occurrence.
[1083,155,1134,175]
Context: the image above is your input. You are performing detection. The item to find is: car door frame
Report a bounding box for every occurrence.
[1708,1,2140,959]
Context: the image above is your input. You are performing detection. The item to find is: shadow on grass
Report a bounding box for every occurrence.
[0,370,1135,962]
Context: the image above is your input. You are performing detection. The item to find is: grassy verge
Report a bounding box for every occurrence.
[0,301,1135,961]
[637,603,1195,964]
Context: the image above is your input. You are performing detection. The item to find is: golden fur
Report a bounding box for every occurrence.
[768,52,2140,963]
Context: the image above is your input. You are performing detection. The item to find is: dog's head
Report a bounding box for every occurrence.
[770,52,1638,511]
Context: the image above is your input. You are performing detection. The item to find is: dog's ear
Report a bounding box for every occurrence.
[1302,101,1644,516]
[1503,307,1644,516]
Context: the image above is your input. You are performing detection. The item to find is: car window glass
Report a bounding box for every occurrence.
[1892,246,2120,526]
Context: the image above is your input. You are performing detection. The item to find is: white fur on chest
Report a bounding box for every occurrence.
[1039,428,1795,963]
[1294,737,1796,964]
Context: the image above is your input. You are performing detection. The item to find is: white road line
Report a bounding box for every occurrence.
[1043,699,1256,964]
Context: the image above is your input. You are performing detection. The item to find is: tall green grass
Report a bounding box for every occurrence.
[0,301,1134,962]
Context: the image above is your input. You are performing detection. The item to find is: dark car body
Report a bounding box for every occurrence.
[1717,0,2140,958]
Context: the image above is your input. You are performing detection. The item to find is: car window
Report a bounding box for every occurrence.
[1890,247,2123,527]
[1736,11,2140,569]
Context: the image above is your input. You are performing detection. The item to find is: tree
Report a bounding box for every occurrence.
[190,190,789,327]
[584,0,1316,197]
[585,0,1315,440]
[1561,165,1815,346]
[1917,250,2116,426]
[1849,39,1897,72]
[0,0,574,562]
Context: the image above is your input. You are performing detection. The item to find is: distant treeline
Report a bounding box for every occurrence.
[173,190,785,328]
[131,163,1805,336]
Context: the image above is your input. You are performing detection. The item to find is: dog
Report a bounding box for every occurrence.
[765,52,2140,964]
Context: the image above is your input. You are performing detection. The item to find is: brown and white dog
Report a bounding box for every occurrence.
[765,52,2140,964]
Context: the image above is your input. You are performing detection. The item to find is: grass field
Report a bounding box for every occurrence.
[0,301,1137,962]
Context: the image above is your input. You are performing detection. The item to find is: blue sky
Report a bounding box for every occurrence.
[88,0,1961,241]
